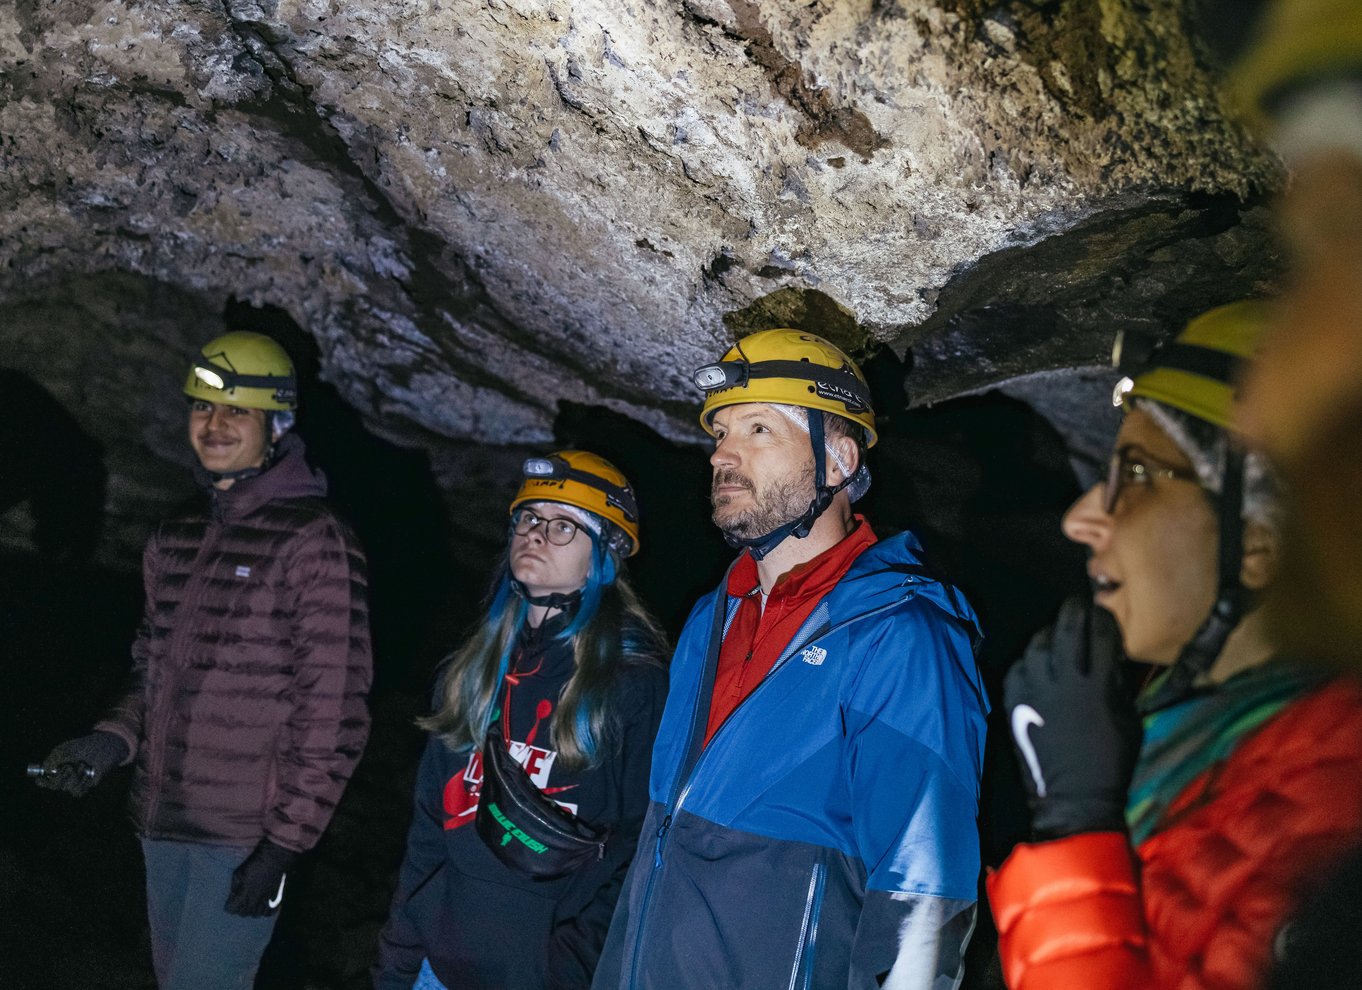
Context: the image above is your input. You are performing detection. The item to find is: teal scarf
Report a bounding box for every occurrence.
[1127,662,1323,846]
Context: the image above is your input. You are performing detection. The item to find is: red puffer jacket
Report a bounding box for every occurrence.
[97,434,372,853]
[989,678,1362,990]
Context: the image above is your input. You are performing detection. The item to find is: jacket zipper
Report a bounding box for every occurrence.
[628,592,912,986]
[788,862,826,990]
[142,518,219,830]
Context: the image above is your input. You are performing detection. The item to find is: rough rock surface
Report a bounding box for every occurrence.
[3,6,1284,986]
[3,0,1278,428]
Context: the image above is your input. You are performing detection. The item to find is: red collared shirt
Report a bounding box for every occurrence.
[703,517,878,745]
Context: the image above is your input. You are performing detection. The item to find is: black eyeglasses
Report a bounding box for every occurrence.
[1102,446,1201,514]
[511,508,582,546]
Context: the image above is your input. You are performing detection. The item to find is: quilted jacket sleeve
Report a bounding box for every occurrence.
[266,515,373,853]
[989,681,1362,990]
[988,832,1151,990]
[93,528,162,761]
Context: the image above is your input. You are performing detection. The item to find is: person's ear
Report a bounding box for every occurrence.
[1240,520,1279,591]
[827,434,859,486]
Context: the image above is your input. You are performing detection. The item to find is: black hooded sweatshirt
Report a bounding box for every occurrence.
[376,614,667,990]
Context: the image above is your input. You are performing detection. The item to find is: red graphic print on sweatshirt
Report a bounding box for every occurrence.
[441,698,578,829]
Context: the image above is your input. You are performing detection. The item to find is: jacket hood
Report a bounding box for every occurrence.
[823,530,981,635]
[210,433,327,519]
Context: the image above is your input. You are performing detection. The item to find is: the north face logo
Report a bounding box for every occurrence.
[801,646,827,666]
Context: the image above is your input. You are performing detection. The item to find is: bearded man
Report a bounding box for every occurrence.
[592,330,988,990]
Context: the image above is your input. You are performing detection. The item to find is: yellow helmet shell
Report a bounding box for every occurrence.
[510,450,641,557]
[696,329,878,447]
[1231,0,1362,126]
[184,331,297,411]
[1124,300,1268,429]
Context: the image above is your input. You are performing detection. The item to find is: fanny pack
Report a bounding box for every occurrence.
[475,721,609,880]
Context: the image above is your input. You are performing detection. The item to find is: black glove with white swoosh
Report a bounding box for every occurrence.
[225,839,297,917]
[1004,596,1142,841]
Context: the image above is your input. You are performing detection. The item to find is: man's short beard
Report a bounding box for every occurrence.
[711,464,815,541]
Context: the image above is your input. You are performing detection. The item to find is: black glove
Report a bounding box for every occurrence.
[36,731,129,797]
[225,839,297,917]
[1004,596,1142,840]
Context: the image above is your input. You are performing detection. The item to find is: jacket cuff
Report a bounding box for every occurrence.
[987,832,1148,990]
[91,722,138,766]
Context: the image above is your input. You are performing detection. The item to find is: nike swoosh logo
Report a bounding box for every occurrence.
[1011,704,1048,797]
[268,874,286,910]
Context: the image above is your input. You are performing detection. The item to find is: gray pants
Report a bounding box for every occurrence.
[141,839,282,990]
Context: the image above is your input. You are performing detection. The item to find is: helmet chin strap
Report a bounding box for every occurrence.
[510,579,582,611]
[724,412,852,561]
[1138,448,1250,714]
[194,462,267,488]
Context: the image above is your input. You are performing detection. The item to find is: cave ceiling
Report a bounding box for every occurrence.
[1,0,1283,562]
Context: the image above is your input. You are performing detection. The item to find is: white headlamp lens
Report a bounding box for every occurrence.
[523,458,556,477]
[1112,376,1135,408]
[693,365,729,391]
[194,366,226,390]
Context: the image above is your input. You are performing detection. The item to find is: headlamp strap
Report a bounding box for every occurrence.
[1114,334,1241,387]
[525,457,638,522]
[696,359,872,414]
[195,361,295,391]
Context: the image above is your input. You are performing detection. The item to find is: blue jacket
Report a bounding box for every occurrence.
[592,531,988,990]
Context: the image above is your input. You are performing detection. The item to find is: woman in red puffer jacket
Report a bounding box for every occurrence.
[989,302,1362,990]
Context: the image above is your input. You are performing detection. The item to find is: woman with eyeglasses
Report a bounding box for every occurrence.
[987,302,1362,990]
[375,451,668,990]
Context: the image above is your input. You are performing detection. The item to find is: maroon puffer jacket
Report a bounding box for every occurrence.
[97,434,372,853]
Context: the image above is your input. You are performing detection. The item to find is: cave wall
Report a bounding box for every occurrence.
[2,8,1283,983]
[0,0,1283,566]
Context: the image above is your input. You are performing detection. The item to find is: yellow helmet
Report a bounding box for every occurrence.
[510,450,641,557]
[1231,0,1362,124]
[184,331,297,411]
[693,329,878,447]
[1112,300,1267,429]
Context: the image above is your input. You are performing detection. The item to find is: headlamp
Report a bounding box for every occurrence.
[1111,329,1161,375]
[194,367,226,392]
[690,358,871,413]
[194,365,227,390]
[191,360,296,400]
[692,362,747,392]
[522,457,557,477]
[520,456,639,522]
[1111,328,1241,391]
[1112,376,1135,408]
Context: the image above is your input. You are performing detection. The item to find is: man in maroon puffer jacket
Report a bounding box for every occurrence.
[38,331,372,990]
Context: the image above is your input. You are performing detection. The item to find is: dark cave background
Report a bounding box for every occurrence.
[1,303,1095,990]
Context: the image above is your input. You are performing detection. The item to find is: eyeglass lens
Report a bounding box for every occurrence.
[512,509,579,546]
